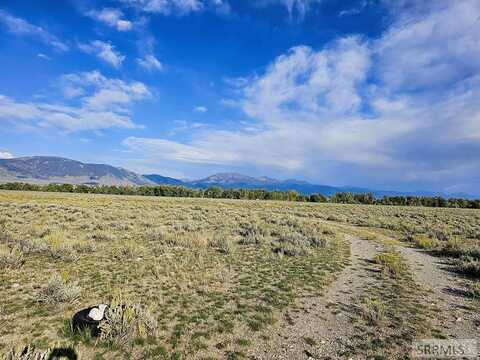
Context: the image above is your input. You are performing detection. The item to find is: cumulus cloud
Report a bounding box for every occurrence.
[0,10,68,51]
[0,150,14,159]
[86,8,133,31]
[79,40,125,68]
[137,54,163,71]
[0,71,150,132]
[123,0,480,192]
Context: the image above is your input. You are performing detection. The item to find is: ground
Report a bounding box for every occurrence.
[0,191,478,359]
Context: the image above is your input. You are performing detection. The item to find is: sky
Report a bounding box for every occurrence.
[0,0,479,195]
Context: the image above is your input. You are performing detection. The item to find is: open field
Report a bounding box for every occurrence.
[0,191,479,359]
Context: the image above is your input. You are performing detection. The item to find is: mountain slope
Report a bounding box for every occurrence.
[0,157,153,186]
[143,174,184,186]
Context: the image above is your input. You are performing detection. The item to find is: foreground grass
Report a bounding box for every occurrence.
[2,191,476,358]
[0,191,348,359]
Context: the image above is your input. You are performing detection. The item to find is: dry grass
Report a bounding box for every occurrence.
[1,190,477,358]
[0,191,346,358]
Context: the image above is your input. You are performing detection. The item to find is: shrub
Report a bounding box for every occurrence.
[99,296,157,346]
[89,231,117,242]
[453,257,480,278]
[2,345,50,360]
[470,282,480,299]
[210,231,234,254]
[308,235,327,248]
[37,274,81,306]
[374,251,406,278]
[0,245,25,270]
[272,243,308,257]
[411,234,440,250]
[361,297,386,326]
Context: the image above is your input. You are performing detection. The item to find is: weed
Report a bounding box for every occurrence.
[360,297,386,326]
[0,245,25,270]
[37,273,81,306]
[374,251,406,278]
[470,282,480,299]
[2,345,51,360]
[454,257,480,278]
[99,296,157,347]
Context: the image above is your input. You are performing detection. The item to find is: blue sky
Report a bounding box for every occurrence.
[0,0,479,195]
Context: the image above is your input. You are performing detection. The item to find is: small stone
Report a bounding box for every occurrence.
[12,283,20,289]
[456,317,462,322]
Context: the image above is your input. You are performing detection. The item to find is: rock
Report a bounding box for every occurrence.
[88,304,108,321]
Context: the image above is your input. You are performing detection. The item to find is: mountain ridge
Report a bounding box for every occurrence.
[0,156,476,198]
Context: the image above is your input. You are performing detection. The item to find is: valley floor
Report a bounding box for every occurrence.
[0,191,478,359]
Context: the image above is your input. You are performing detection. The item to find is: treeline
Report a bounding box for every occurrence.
[0,182,479,209]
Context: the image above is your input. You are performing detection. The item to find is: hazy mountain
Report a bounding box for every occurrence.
[0,156,153,186]
[143,174,184,186]
[0,157,476,198]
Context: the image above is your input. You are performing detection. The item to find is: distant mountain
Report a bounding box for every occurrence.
[147,172,477,199]
[0,156,153,186]
[0,156,476,199]
[143,174,184,186]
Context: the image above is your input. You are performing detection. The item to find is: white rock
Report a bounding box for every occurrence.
[88,304,108,321]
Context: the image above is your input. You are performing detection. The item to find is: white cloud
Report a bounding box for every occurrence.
[194,106,208,113]
[123,0,480,191]
[0,10,68,51]
[86,8,133,31]
[339,0,368,17]
[137,54,163,71]
[37,53,51,60]
[121,0,204,14]
[79,40,125,68]
[0,71,150,132]
[0,150,14,159]
[257,0,322,19]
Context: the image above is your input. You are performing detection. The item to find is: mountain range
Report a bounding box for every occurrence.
[0,156,475,198]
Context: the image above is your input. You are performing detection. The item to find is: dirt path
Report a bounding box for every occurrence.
[322,220,479,340]
[394,245,479,339]
[247,234,383,359]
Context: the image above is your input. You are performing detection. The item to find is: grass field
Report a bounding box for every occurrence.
[0,191,478,359]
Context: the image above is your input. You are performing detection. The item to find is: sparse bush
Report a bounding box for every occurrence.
[99,296,157,346]
[374,251,406,278]
[0,245,25,270]
[2,345,51,360]
[453,257,480,278]
[211,230,234,254]
[37,273,81,305]
[238,221,266,245]
[361,297,386,326]
[411,234,440,249]
[272,243,308,257]
[89,231,116,242]
[308,235,327,248]
[18,238,49,255]
[470,282,480,299]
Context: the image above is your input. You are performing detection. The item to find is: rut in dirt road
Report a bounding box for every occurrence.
[247,234,383,359]
[395,245,480,340]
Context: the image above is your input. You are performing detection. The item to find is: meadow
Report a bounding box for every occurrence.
[0,191,478,359]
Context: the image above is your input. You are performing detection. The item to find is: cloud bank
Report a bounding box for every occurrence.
[123,0,480,192]
[0,71,150,132]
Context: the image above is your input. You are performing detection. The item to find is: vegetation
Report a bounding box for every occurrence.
[0,191,347,358]
[1,182,479,208]
[0,190,477,358]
